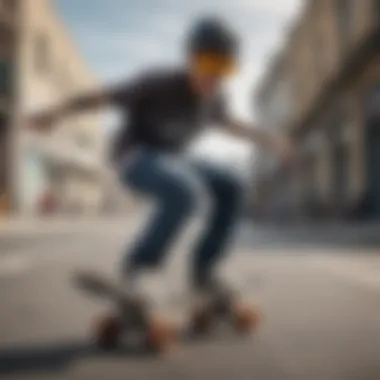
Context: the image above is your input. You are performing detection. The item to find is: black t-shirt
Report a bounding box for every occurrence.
[109,68,229,162]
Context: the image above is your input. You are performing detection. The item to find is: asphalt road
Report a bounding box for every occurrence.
[1,219,380,380]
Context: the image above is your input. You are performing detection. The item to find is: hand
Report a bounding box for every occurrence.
[27,109,60,132]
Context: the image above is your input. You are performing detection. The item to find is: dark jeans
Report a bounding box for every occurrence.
[119,148,244,289]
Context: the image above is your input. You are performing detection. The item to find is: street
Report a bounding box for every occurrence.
[1,217,380,380]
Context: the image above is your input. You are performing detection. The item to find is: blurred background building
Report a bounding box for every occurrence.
[0,0,107,217]
[1,0,379,221]
[253,51,295,221]
[253,0,380,222]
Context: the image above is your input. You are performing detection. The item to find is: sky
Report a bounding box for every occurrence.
[55,0,302,172]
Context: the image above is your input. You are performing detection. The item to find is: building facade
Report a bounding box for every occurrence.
[253,51,296,221]
[1,0,105,216]
[0,0,18,215]
[254,0,380,221]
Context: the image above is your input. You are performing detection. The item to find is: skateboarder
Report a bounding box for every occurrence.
[30,17,294,305]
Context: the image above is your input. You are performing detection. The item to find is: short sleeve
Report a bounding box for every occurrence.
[106,69,165,107]
[106,75,148,106]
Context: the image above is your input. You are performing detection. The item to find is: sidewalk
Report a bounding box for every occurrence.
[0,217,85,236]
[0,215,144,254]
[0,214,145,235]
[0,217,110,236]
[311,252,380,291]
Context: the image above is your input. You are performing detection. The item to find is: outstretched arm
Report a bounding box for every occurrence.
[210,96,295,163]
[224,118,295,163]
[27,89,116,132]
[56,91,112,115]
[27,73,148,132]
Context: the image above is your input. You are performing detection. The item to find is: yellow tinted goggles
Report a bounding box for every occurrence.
[192,53,237,76]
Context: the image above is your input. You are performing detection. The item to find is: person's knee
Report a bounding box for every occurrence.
[163,178,201,216]
[218,173,245,205]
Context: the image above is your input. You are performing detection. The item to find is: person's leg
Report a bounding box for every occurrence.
[190,163,245,290]
[119,149,202,281]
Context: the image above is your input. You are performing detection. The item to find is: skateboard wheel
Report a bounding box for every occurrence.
[93,313,123,349]
[145,318,178,354]
[231,303,261,333]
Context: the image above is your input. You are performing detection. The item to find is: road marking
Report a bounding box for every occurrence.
[0,255,31,278]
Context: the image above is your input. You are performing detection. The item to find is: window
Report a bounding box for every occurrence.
[329,106,350,210]
[375,0,380,22]
[0,115,8,189]
[365,83,380,123]
[0,61,10,95]
[336,0,355,52]
[295,63,304,105]
[305,155,318,201]
[34,33,50,74]
[313,26,325,77]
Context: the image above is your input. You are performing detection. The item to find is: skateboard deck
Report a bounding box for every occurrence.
[73,270,177,353]
[74,270,145,310]
[73,270,262,353]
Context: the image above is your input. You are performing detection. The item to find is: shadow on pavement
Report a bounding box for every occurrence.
[0,340,154,377]
[0,331,257,376]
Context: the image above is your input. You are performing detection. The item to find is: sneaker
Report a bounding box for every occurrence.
[194,275,236,301]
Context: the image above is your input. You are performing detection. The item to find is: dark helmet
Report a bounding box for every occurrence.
[186,16,239,59]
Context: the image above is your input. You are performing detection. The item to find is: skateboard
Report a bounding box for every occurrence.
[74,271,262,354]
[186,285,262,337]
[73,270,178,354]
